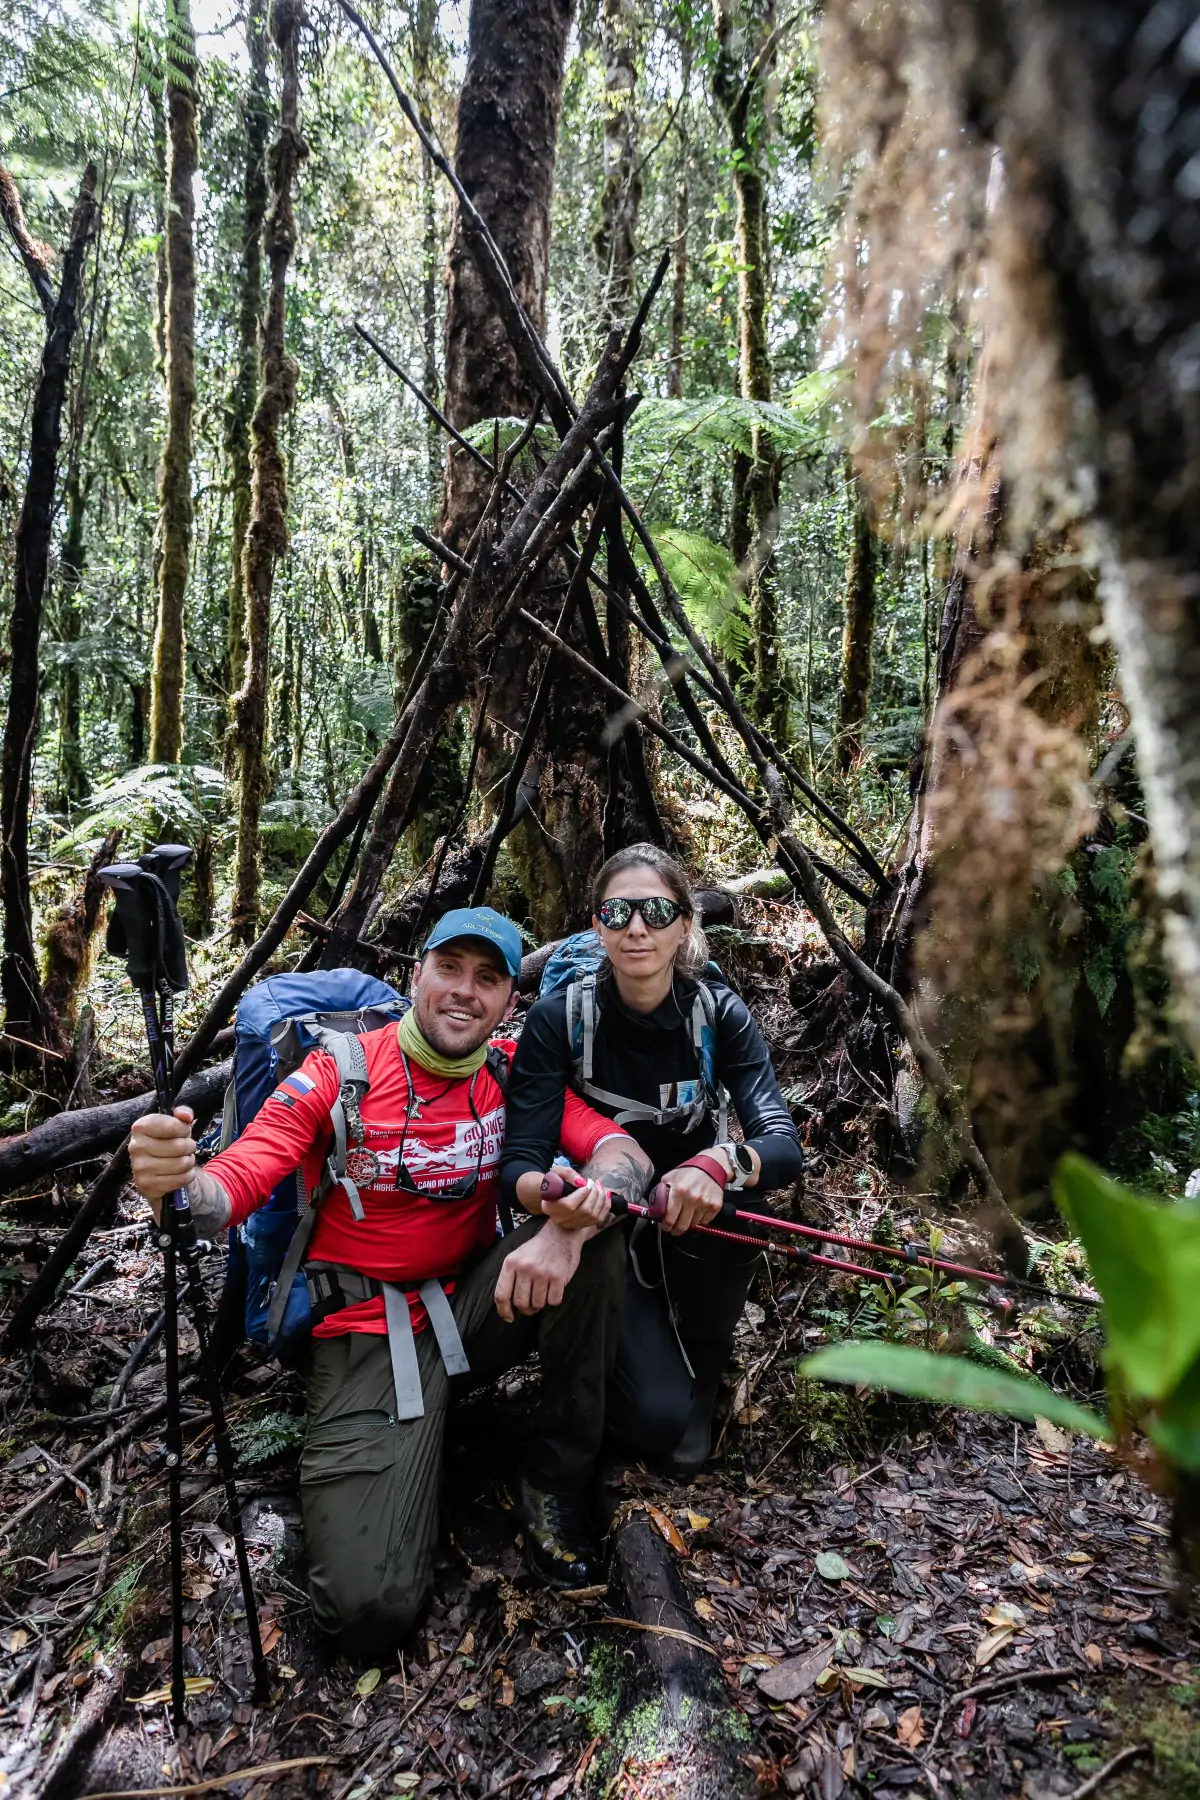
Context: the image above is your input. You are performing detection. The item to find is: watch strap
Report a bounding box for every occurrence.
[680,1152,730,1189]
[712,1142,753,1190]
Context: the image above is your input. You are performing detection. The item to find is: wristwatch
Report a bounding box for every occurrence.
[715,1141,755,1190]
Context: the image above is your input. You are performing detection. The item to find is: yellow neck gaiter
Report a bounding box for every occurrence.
[396,1006,488,1079]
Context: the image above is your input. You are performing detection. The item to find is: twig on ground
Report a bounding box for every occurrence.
[594,1616,718,1655]
[77,1756,336,1799]
[1062,1742,1152,1800]
[4,1379,196,1540]
[924,1663,1072,1759]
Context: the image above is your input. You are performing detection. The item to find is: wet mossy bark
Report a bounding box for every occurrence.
[592,1510,757,1800]
[55,461,93,809]
[712,1,786,740]
[148,0,197,766]
[835,472,877,775]
[395,549,465,868]
[594,0,641,335]
[440,0,609,936]
[0,164,97,1059]
[224,0,270,705]
[230,0,308,945]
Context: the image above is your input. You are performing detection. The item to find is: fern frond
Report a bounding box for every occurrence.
[458,416,559,467]
[629,376,838,466]
[630,527,749,659]
[51,764,226,852]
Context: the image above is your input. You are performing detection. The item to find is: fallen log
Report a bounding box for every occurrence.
[0,1058,231,1197]
[603,1505,757,1800]
[30,1652,127,1800]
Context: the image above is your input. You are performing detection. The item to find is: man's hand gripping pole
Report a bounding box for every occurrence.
[100,847,268,1728]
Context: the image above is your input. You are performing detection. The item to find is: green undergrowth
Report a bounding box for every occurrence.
[579,1639,753,1795]
[232,1408,306,1465]
[1099,1683,1200,1800]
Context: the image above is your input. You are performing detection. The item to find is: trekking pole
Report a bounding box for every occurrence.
[538,1172,1097,1313]
[101,848,268,1728]
[537,1173,935,1289]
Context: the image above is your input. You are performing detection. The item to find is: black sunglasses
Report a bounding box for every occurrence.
[597,895,688,931]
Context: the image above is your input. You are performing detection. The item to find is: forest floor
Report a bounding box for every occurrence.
[1,912,1198,1798]
[2,1171,1197,1800]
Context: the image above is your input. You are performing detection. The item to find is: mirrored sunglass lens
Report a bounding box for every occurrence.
[640,898,679,927]
[600,899,633,928]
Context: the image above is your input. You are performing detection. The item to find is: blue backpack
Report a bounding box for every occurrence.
[538,930,729,1138]
[213,969,409,1365]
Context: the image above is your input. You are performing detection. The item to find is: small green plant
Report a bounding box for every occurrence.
[232,1410,305,1465]
[801,1154,1200,1575]
[91,1560,144,1645]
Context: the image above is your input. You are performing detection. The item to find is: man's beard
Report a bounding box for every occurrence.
[415,999,493,1058]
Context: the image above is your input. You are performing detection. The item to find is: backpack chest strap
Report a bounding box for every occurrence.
[576,1078,709,1133]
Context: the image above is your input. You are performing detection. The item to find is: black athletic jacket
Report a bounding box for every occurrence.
[499,970,805,1205]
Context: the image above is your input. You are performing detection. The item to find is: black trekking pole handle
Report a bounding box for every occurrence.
[100,853,270,1712]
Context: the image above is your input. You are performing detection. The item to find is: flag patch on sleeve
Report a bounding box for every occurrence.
[273,1070,316,1105]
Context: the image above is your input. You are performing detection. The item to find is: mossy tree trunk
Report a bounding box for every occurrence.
[667,38,691,399]
[594,0,641,334]
[224,0,270,705]
[712,0,786,738]
[440,0,608,936]
[439,0,574,549]
[230,0,308,945]
[148,0,198,766]
[411,0,442,503]
[55,460,94,810]
[0,165,98,1060]
[835,469,878,775]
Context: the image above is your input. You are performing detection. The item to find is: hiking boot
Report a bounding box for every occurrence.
[517,1474,601,1588]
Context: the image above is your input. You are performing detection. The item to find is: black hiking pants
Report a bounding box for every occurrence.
[607,1218,762,1459]
[299,1218,626,1657]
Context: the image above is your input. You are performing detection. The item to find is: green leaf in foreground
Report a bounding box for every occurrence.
[1054,1153,1200,1401]
[815,1551,850,1581]
[799,1341,1110,1440]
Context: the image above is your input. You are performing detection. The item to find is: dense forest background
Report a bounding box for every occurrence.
[5,5,1200,1797]
[4,0,1198,1214]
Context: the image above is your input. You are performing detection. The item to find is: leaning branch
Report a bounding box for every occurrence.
[0,166,57,321]
[335,25,1008,1220]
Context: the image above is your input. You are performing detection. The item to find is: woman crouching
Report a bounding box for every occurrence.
[500,844,805,1475]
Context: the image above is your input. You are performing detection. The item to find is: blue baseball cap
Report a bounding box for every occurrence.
[421,907,523,979]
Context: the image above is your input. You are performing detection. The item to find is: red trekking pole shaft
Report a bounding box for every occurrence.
[535,1171,993,1297]
[716,1202,1007,1288]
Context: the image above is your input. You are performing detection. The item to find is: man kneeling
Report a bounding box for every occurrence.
[129,908,651,1657]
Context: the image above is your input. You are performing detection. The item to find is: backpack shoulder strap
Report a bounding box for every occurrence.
[483,1043,516,1236]
[691,979,729,1139]
[298,1019,372,1222]
[579,972,599,1083]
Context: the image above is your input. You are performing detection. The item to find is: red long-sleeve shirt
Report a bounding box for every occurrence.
[207,1023,623,1337]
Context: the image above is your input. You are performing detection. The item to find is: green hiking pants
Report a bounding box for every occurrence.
[299,1219,625,1656]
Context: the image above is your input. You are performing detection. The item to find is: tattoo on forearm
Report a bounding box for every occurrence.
[584,1147,650,1205]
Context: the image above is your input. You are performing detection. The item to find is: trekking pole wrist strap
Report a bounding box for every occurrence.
[678,1152,729,1189]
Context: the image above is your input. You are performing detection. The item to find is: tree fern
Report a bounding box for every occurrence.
[628,371,839,468]
[458,415,558,471]
[630,527,750,660]
[50,764,226,853]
